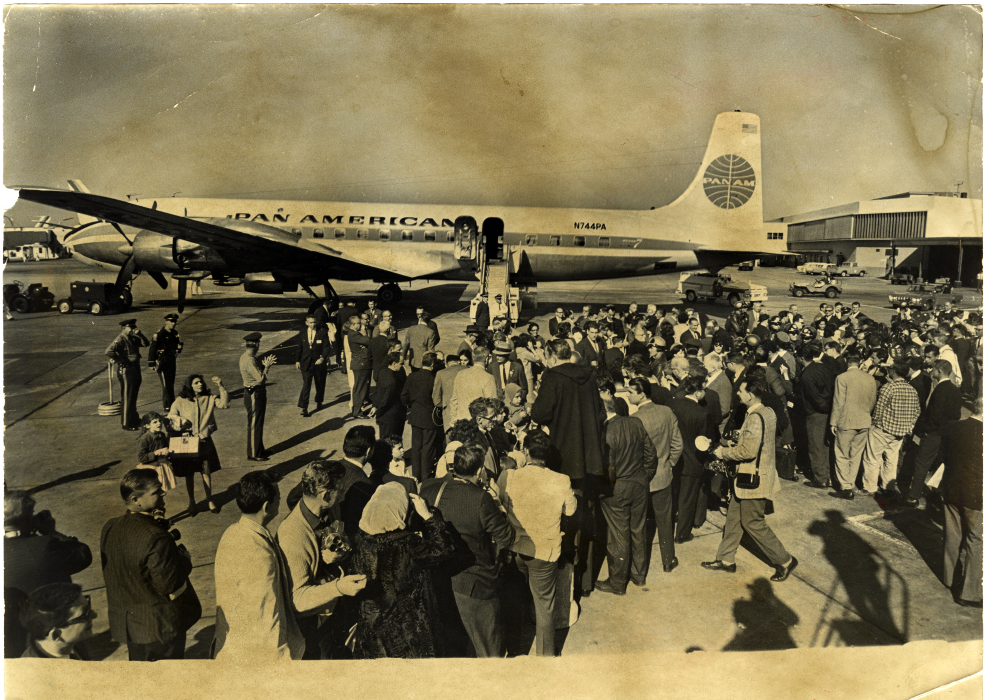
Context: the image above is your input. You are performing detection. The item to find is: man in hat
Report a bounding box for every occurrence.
[489,339,527,401]
[401,309,438,370]
[106,319,151,430]
[491,293,509,321]
[148,313,183,411]
[296,314,331,418]
[457,324,480,359]
[240,332,276,461]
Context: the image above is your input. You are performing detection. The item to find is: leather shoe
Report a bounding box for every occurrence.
[771,556,798,582]
[804,479,829,490]
[955,598,983,608]
[594,580,626,596]
[300,409,309,418]
[663,558,679,573]
[630,579,647,587]
[829,489,854,500]
[248,456,269,462]
[700,560,736,573]
[674,532,693,544]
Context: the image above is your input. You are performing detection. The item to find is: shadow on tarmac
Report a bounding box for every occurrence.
[807,509,908,646]
[722,577,799,651]
[25,460,121,495]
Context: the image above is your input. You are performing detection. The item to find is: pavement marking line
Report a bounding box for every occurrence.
[845,512,919,550]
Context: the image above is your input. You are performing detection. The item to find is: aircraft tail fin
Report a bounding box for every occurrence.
[656,111,772,254]
[67,180,98,225]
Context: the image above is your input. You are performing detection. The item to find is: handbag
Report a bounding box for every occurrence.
[735,413,764,490]
[169,435,201,455]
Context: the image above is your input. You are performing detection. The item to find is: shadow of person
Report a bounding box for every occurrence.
[722,577,799,651]
[807,509,907,645]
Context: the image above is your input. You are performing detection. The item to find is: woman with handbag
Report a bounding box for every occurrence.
[137,412,177,491]
[168,374,229,515]
[700,371,798,582]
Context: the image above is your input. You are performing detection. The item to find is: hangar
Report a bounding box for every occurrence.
[775,191,982,285]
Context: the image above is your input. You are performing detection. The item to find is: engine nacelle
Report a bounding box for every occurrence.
[243,272,298,295]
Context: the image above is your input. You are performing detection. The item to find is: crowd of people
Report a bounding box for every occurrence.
[4,293,983,660]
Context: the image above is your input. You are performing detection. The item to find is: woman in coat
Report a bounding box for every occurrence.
[350,482,454,659]
[167,374,229,515]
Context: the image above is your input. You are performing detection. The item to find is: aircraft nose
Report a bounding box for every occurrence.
[66,223,133,267]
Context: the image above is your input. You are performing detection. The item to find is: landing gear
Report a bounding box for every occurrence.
[377,283,402,305]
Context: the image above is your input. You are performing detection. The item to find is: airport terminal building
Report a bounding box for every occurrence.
[775,192,982,285]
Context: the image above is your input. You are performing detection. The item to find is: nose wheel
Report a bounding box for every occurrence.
[377,283,403,305]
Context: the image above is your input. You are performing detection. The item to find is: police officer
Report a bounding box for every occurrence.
[239,332,276,461]
[148,313,183,411]
[105,319,150,431]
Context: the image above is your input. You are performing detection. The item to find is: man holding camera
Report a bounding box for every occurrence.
[701,373,797,582]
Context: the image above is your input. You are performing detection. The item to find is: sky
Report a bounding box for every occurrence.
[2,4,982,227]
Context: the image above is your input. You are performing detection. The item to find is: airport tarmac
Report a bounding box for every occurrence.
[2,260,982,672]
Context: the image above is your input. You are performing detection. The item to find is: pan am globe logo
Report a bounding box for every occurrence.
[703,155,756,209]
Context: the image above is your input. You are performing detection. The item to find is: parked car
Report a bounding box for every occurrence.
[789,276,842,299]
[888,283,962,310]
[3,281,55,313]
[736,260,755,272]
[796,262,831,275]
[836,262,868,277]
[58,281,133,315]
[888,270,915,285]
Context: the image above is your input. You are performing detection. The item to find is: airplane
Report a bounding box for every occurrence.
[14,111,782,312]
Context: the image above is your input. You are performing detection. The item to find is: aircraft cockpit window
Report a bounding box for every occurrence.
[598,237,610,247]
[402,230,414,241]
[379,229,391,240]
[313,228,324,239]
[424,230,436,242]
[550,236,561,246]
[574,236,586,247]
[525,235,538,246]
[358,229,369,240]
[335,228,346,239]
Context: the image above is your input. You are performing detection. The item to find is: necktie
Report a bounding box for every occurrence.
[309,331,314,344]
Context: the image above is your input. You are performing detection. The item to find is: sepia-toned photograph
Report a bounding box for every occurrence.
[2,4,982,698]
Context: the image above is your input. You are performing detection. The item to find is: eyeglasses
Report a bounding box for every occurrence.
[64,595,92,627]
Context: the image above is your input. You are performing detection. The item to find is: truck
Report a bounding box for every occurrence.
[676,272,768,306]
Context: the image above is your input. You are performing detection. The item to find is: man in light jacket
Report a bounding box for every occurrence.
[830,351,877,499]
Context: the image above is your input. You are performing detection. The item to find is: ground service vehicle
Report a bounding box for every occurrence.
[3,281,56,313]
[888,283,962,310]
[796,262,831,275]
[790,277,842,299]
[58,281,133,315]
[836,262,868,277]
[677,272,768,306]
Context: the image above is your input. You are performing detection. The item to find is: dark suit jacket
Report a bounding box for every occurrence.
[370,334,394,381]
[667,397,710,478]
[604,414,658,488]
[679,329,702,345]
[4,532,92,597]
[914,380,962,437]
[347,329,372,371]
[312,302,338,336]
[401,367,437,429]
[420,476,515,599]
[799,362,834,416]
[940,417,983,511]
[910,372,934,412]
[373,366,408,424]
[100,512,193,645]
[474,301,490,330]
[297,326,331,371]
[488,359,527,399]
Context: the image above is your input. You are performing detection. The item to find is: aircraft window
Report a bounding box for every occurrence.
[379,229,391,240]
[525,235,538,245]
[292,228,302,236]
[424,230,436,242]
[313,228,324,239]
[574,236,585,247]
[335,228,346,239]
[402,229,414,241]
[446,231,455,242]
[358,229,369,240]
[598,237,610,247]
[550,236,561,246]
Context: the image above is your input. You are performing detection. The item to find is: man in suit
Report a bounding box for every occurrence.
[402,352,442,482]
[627,378,682,573]
[679,316,704,346]
[433,354,467,435]
[277,460,367,659]
[906,356,933,412]
[213,471,304,660]
[100,469,195,661]
[799,344,834,489]
[939,399,983,608]
[575,321,604,367]
[900,360,962,507]
[830,351,877,499]
[402,310,439,370]
[450,346,498,423]
[702,374,798,582]
[668,376,715,544]
[489,339,527,399]
[365,299,383,332]
[311,296,339,370]
[148,313,183,411]
[373,352,408,440]
[703,352,733,431]
[296,314,331,417]
[346,316,373,419]
[370,325,398,383]
[421,444,515,657]
[548,307,565,338]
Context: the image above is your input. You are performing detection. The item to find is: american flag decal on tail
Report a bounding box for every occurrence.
[742,123,758,134]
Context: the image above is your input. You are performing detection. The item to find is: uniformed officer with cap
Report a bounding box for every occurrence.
[239,332,276,461]
[105,318,150,430]
[148,313,183,411]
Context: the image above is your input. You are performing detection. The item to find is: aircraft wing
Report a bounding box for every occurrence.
[16,188,302,259]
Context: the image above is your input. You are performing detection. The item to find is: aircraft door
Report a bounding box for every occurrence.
[453,215,479,261]
[483,217,504,261]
